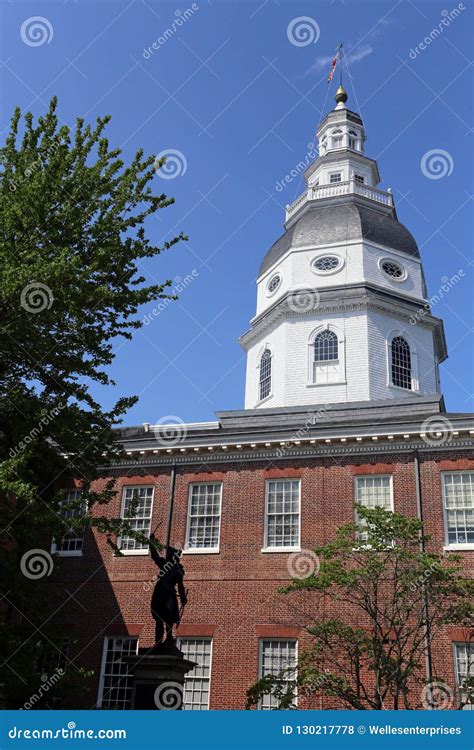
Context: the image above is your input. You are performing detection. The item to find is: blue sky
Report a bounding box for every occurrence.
[1,0,473,425]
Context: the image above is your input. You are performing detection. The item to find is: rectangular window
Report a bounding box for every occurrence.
[52,489,86,554]
[442,473,474,547]
[332,136,343,148]
[453,642,474,709]
[259,639,297,710]
[355,475,393,542]
[354,174,364,184]
[119,486,154,552]
[349,137,356,149]
[329,172,342,183]
[36,637,71,677]
[179,638,212,710]
[186,484,222,551]
[97,637,138,709]
[264,480,300,549]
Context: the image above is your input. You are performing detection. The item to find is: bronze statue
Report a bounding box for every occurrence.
[149,534,187,647]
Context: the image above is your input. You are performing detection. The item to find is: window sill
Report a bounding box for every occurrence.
[182,548,220,555]
[387,383,417,394]
[52,550,83,557]
[306,380,346,387]
[256,393,273,407]
[116,549,149,556]
[444,544,474,552]
[261,547,301,554]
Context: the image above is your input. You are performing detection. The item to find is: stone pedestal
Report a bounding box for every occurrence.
[123,645,196,710]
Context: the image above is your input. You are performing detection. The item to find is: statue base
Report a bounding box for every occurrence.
[123,646,196,710]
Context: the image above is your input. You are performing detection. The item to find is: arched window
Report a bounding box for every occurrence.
[331,128,343,149]
[391,336,412,389]
[259,349,272,401]
[314,330,338,362]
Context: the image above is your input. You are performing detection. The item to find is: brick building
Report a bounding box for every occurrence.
[53,87,473,710]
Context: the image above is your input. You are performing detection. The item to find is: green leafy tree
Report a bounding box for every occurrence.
[247,506,473,710]
[0,98,185,707]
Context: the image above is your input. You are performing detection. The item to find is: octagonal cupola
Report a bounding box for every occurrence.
[239,88,447,411]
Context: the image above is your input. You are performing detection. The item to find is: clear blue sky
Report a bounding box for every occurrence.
[1,0,473,425]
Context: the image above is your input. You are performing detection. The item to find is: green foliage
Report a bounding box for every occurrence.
[0,98,185,706]
[248,505,473,710]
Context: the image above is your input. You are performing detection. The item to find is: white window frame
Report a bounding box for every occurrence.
[329,172,342,183]
[311,252,344,277]
[307,324,346,387]
[184,483,222,554]
[258,639,298,710]
[453,642,474,710]
[178,637,213,710]
[96,636,138,709]
[51,489,87,557]
[118,486,154,556]
[255,343,273,406]
[262,479,301,552]
[386,330,419,393]
[354,474,394,544]
[442,472,474,551]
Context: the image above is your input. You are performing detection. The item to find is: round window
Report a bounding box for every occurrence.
[381,259,405,280]
[267,274,281,294]
[312,255,342,274]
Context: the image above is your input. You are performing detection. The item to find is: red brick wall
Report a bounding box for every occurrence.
[51,450,474,709]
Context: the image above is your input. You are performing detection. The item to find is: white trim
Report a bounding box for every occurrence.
[307,323,346,386]
[354,474,394,542]
[311,252,345,276]
[96,635,139,709]
[52,550,83,558]
[261,546,301,553]
[256,344,273,405]
[116,548,149,556]
[378,256,408,283]
[258,638,298,709]
[50,489,87,556]
[178,636,213,710]
[266,273,282,297]
[118,485,155,553]
[386,330,419,392]
[441,471,474,549]
[185,482,223,553]
[257,237,423,285]
[263,478,301,551]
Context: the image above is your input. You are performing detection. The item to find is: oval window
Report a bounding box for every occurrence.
[312,255,342,273]
[267,274,281,294]
[381,259,405,280]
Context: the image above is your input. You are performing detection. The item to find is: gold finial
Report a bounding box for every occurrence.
[335,85,348,105]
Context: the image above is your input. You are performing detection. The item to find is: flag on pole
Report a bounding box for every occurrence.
[328,42,343,83]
